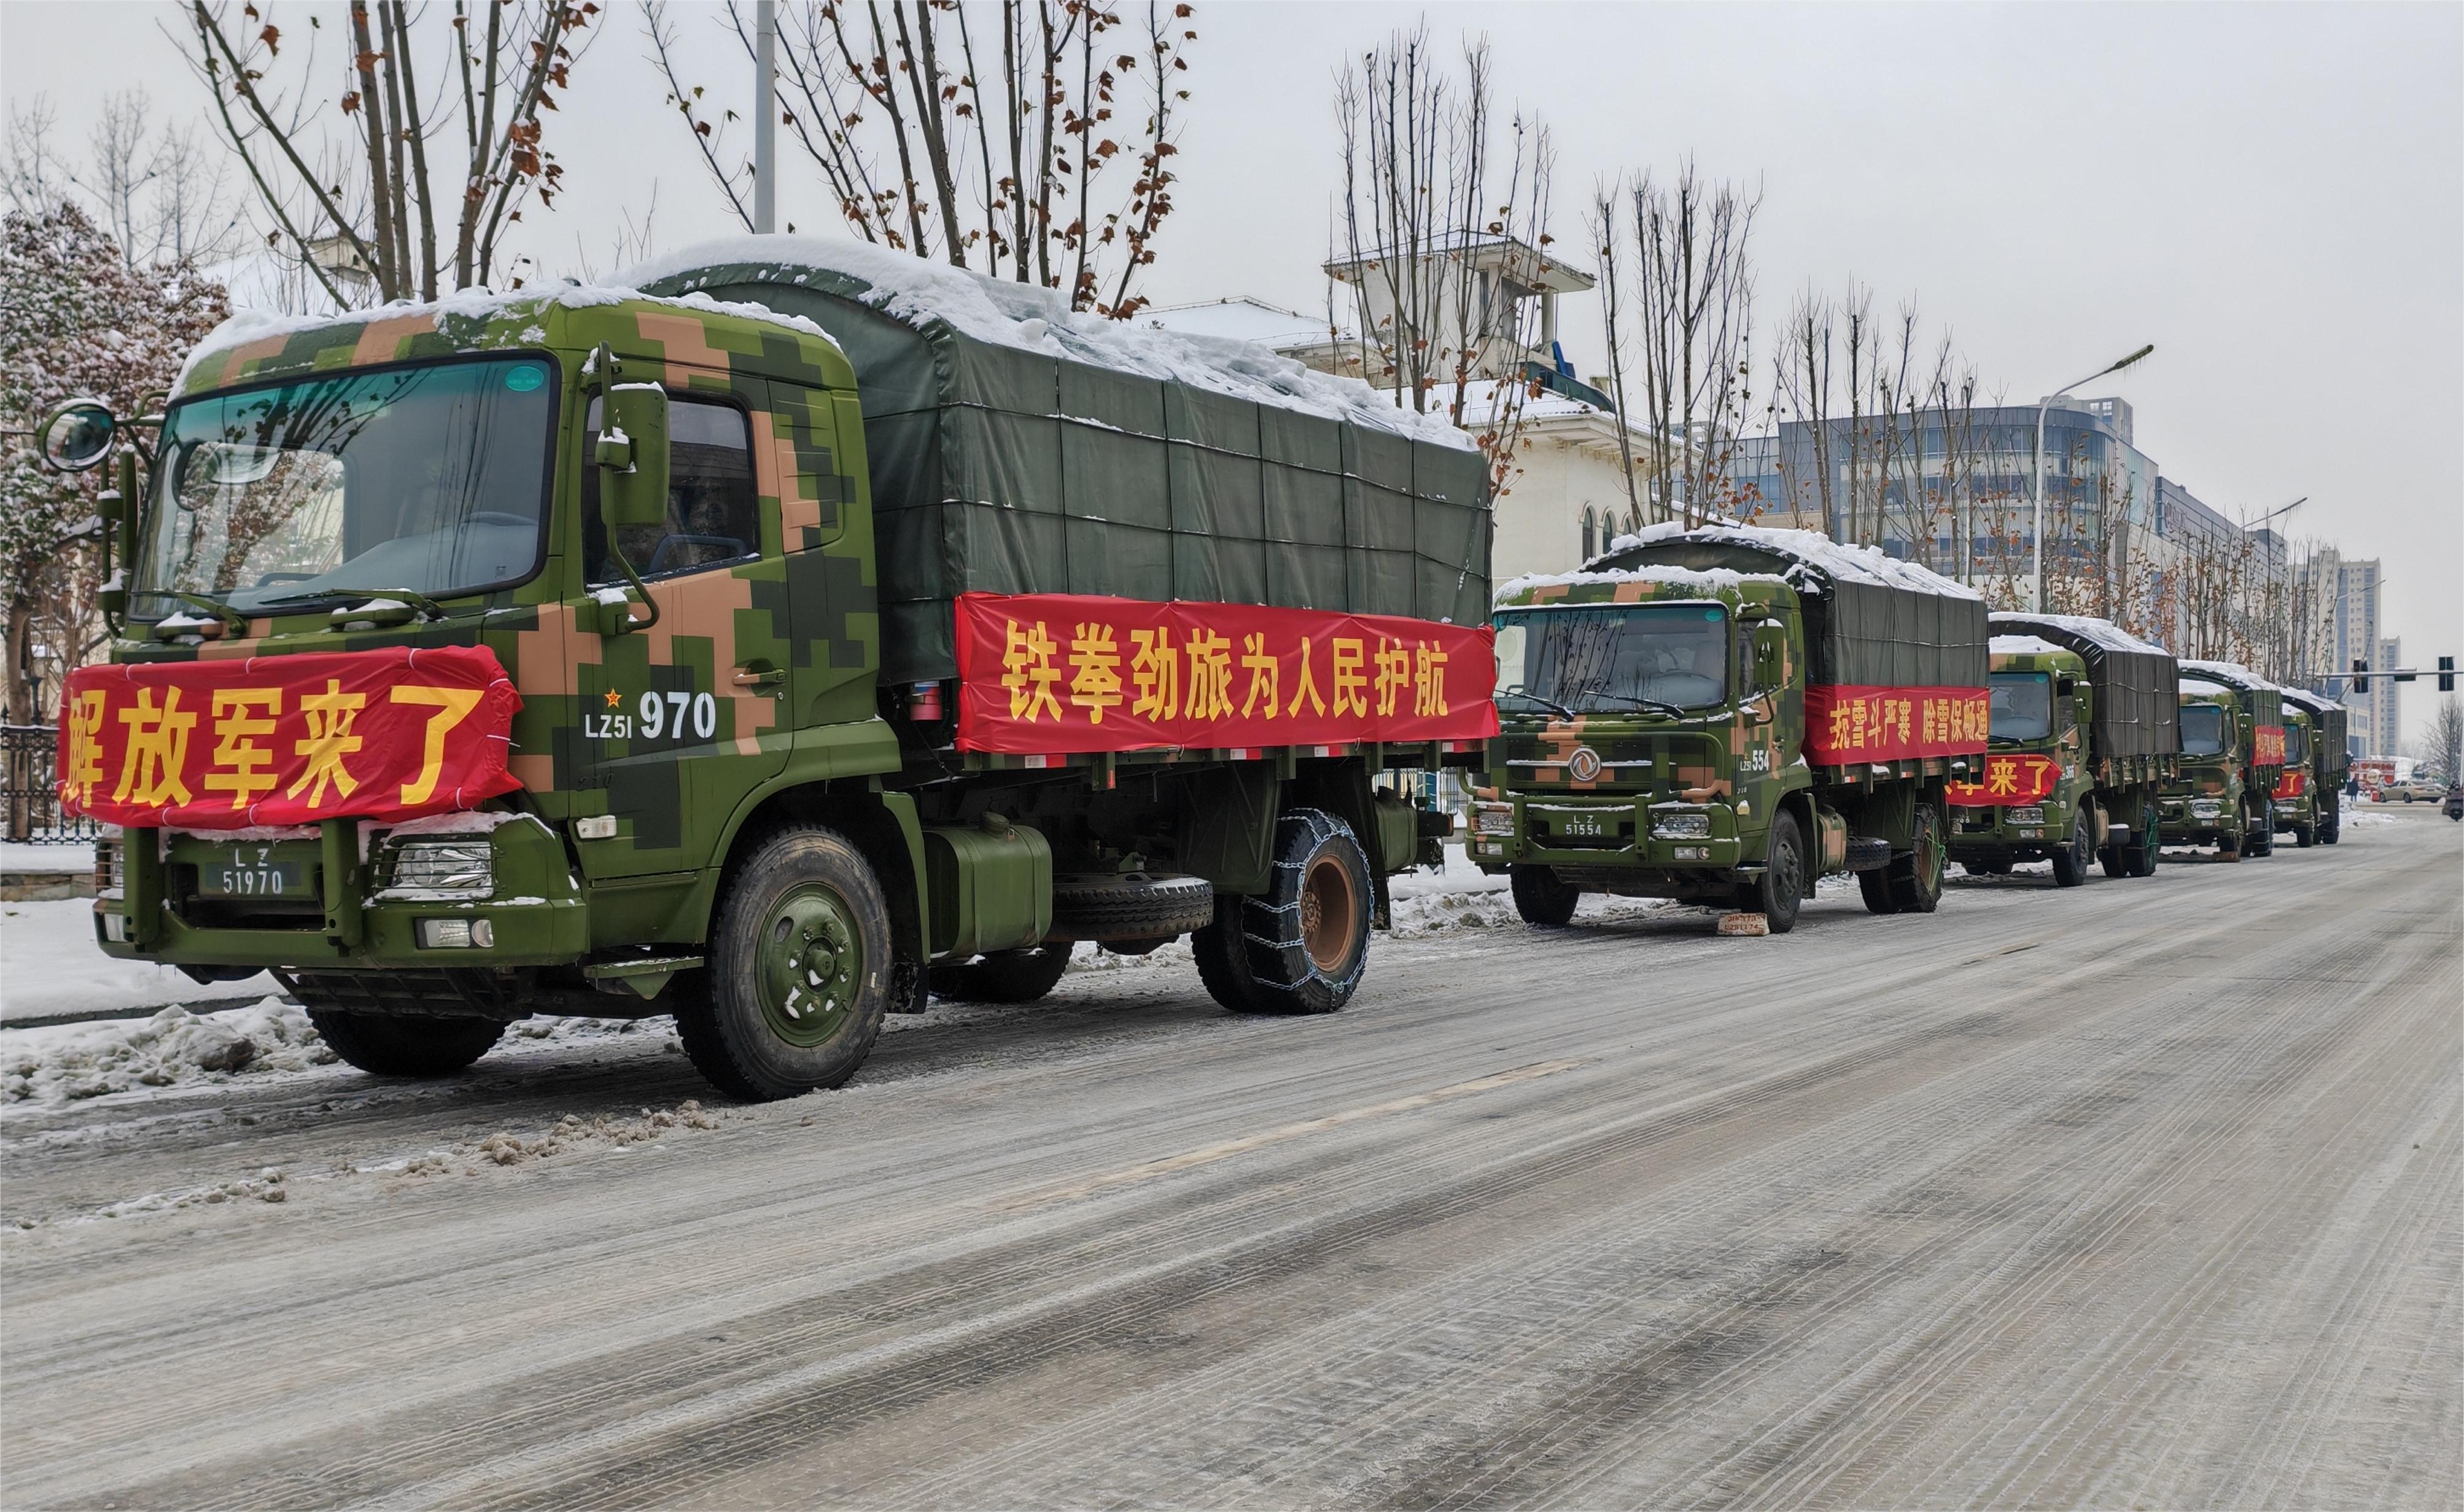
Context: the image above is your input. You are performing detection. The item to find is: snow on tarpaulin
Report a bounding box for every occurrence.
[176,282,842,395]
[1993,609,2171,657]
[2181,658,2285,692]
[1593,522,1989,690]
[624,234,1494,682]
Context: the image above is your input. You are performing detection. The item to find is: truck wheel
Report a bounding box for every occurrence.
[1885,802,1946,913]
[1200,808,1372,1015]
[678,825,892,1101]
[2051,803,2091,887]
[2098,845,2127,879]
[1858,867,1897,915]
[2294,824,2316,849]
[2246,809,2275,858]
[1049,873,1215,943]
[2217,833,2242,862]
[1510,865,1582,927]
[2320,818,2340,844]
[307,1011,504,1078]
[2126,828,2160,878]
[935,945,1072,1004]
[1736,811,1805,934]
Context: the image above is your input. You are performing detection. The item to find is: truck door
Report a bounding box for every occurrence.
[575,375,791,883]
[763,383,880,730]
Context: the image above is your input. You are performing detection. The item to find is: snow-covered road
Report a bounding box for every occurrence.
[2,808,2457,1507]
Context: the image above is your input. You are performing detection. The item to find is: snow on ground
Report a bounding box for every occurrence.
[1,899,279,1023]
[1,842,91,875]
[2,999,332,1105]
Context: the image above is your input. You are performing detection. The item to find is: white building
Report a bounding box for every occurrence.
[2374,635,2403,760]
[1144,243,1666,588]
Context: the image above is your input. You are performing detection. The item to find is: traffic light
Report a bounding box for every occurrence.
[2352,658,2369,694]
[2442,655,2455,693]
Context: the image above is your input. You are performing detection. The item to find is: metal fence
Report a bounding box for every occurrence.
[2,725,98,845]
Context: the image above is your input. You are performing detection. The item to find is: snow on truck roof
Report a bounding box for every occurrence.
[174,281,841,394]
[623,235,1475,451]
[1493,563,1790,605]
[1991,611,2171,656]
[2182,658,2286,692]
[1991,634,2074,659]
[1609,521,1984,600]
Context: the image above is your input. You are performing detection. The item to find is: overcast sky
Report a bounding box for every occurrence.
[6,1,2456,738]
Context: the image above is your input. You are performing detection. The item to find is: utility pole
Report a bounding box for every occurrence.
[2032,343,2154,612]
[753,0,777,235]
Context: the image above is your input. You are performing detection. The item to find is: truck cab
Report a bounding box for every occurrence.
[2271,705,2320,848]
[1949,639,2102,884]
[2162,682,2255,859]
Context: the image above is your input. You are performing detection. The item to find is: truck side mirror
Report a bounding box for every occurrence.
[2055,676,2078,697]
[596,383,671,531]
[38,399,117,473]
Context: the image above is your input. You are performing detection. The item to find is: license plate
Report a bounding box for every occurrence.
[200,851,310,898]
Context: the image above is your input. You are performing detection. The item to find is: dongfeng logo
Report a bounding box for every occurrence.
[1566,746,1603,782]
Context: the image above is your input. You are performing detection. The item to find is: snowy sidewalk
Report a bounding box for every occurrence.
[2,898,281,1027]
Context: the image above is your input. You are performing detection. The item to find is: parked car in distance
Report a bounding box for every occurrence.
[2443,784,2462,820]
[2376,778,2444,803]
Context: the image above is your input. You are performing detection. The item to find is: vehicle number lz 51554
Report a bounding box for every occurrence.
[1560,816,1605,836]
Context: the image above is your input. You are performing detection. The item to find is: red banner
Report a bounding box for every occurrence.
[1946,752,2064,808]
[954,593,1498,755]
[2253,725,2286,768]
[1805,684,1991,766]
[58,647,523,830]
[2275,767,2308,800]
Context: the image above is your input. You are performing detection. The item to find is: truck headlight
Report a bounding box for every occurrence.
[1474,804,1515,835]
[2190,799,2223,819]
[382,838,495,898]
[1652,813,1712,840]
[2005,806,2044,825]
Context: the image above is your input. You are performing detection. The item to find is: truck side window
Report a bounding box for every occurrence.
[583,395,759,584]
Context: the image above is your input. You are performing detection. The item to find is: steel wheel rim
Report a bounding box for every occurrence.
[1299,855,1357,973]
[1775,829,1803,910]
[758,883,863,1048]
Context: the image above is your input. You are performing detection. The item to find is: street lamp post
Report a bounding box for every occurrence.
[753,0,777,233]
[2032,343,2155,612]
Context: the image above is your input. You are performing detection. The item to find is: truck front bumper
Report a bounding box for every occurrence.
[1469,794,1747,875]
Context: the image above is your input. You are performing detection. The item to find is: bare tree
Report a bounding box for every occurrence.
[174,0,597,308]
[2425,695,2462,785]
[1599,160,1758,528]
[6,91,243,268]
[1332,26,1558,490]
[652,0,1195,318]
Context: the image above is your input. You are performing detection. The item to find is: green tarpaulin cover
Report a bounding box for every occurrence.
[635,239,1491,684]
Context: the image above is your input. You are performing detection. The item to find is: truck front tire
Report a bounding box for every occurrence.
[1194,808,1371,1015]
[307,1011,505,1078]
[1737,811,1805,933]
[2052,802,2092,888]
[1510,865,1582,927]
[679,825,892,1101]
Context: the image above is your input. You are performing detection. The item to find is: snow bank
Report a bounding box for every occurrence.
[1609,521,1984,600]
[2,999,333,1105]
[177,281,840,394]
[624,233,1475,450]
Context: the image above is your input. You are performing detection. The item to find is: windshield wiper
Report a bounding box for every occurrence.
[260,586,450,622]
[149,590,251,639]
[1575,688,1688,718]
[1496,688,1577,719]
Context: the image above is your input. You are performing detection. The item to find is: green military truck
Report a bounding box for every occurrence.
[2160,661,2287,860]
[49,235,1497,1101]
[1472,524,1990,932]
[1948,612,2180,885]
[2274,687,2349,846]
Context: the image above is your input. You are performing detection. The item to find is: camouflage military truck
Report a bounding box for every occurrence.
[2160,662,2287,860]
[1472,524,1990,932]
[2276,687,2349,847]
[45,236,1497,1101]
[1948,612,2181,886]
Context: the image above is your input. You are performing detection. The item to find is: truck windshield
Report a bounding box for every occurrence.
[133,356,556,618]
[2181,704,2228,755]
[1492,603,1728,714]
[2282,720,2309,766]
[1989,672,2053,741]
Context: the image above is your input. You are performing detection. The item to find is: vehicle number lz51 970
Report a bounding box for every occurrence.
[585,691,719,745]
[204,853,297,897]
